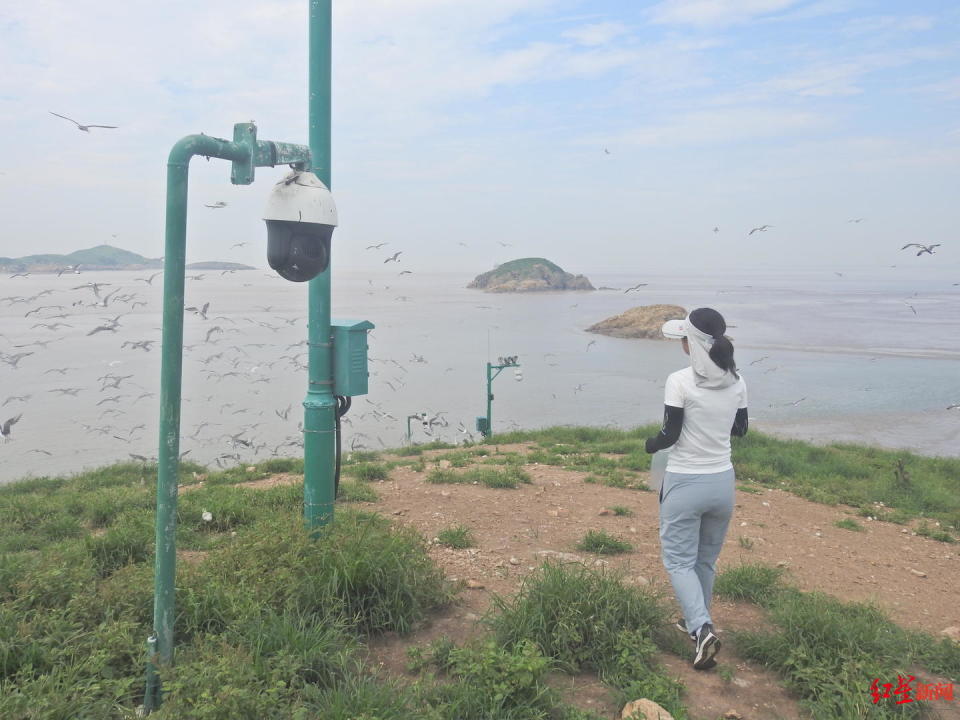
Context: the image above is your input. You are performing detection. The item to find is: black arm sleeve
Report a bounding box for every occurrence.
[731,407,749,437]
[645,405,684,453]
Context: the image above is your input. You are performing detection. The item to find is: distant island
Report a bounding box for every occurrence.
[0,245,253,273]
[467,258,594,293]
[587,304,687,339]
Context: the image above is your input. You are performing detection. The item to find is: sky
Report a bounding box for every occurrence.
[0,0,958,275]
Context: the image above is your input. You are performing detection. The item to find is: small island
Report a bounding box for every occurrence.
[0,244,253,273]
[467,258,594,293]
[587,304,687,339]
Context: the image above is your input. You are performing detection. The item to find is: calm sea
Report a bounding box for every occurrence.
[1,265,958,485]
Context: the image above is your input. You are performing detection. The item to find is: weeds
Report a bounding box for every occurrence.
[834,517,864,532]
[576,530,632,555]
[436,525,474,549]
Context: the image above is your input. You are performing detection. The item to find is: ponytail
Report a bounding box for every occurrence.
[709,335,739,379]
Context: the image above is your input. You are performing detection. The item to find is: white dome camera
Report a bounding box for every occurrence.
[263,170,338,282]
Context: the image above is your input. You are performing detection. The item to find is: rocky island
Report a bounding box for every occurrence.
[467,258,594,293]
[587,304,687,339]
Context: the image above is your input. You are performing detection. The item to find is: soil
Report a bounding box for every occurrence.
[226,444,960,720]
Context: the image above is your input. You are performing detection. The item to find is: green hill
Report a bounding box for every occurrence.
[467,257,594,293]
[0,245,251,272]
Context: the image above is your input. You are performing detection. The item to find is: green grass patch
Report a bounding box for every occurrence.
[436,525,474,549]
[716,563,960,718]
[337,481,378,503]
[462,466,531,489]
[488,562,686,717]
[834,517,864,532]
[576,530,632,555]
[610,505,632,517]
[342,462,391,482]
[915,521,955,543]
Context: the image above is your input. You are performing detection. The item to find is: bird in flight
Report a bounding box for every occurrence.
[49,111,118,132]
[384,251,403,264]
[497,241,512,247]
[135,272,162,285]
[1,414,22,442]
[603,147,611,155]
[900,243,940,256]
[586,340,597,352]
[748,225,773,235]
[713,227,719,233]
[366,242,388,250]
[205,201,228,209]
[847,218,864,223]
[230,241,247,249]
[623,283,648,293]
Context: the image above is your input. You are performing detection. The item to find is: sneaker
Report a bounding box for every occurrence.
[674,617,696,641]
[693,623,720,670]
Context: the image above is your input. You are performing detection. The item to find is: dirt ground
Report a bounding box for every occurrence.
[230,444,960,720]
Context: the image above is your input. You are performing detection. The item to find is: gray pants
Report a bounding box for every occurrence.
[659,468,735,636]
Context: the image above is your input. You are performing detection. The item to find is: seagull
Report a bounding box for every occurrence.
[205,201,228,209]
[399,270,413,275]
[623,283,648,293]
[2,395,31,406]
[73,282,112,298]
[9,272,30,279]
[713,227,719,233]
[749,356,769,366]
[122,340,156,352]
[748,225,774,235]
[586,340,597,352]
[135,272,163,285]
[383,251,403,263]
[947,403,960,411]
[49,388,82,396]
[49,111,117,132]
[1,352,33,369]
[900,243,940,256]
[1,414,22,441]
[603,147,611,155]
[186,302,210,320]
[497,241,512,247]
[366,242,388,250]
[847,218,864,223]
[230,242,247,249]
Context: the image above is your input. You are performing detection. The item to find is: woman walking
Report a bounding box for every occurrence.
[644,308,748,670]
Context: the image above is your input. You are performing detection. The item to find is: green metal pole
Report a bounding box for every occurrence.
[486,363,493,437]
[146,134,249,713]
[304,0,336,528]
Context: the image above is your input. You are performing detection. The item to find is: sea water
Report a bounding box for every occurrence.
[1,265,958,484]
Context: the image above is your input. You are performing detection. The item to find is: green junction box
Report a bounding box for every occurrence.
[332,319,374,396]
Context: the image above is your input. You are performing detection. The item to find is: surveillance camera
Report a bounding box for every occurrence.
[263,170,338,282]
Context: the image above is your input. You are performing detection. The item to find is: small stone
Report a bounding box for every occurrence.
[509,557,520,565]
[621,698,675,720]
[732,678,751,688]
[465,579,485,589]
[761,501,770,507]
[392,509,404,515]
[246,466,256,472]
[814,531,822,537]
[629,575,650,586]
[440,490,450,497]
[776,560,789,568]
[722,711,743,719]
[909,568,927,578]
[740,521,748,527]
[901,528,909,534]
[940,626,960,643]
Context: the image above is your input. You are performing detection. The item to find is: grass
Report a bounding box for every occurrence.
[610,505,632,516]
[342,462,391,482]
[425,466,531,489]
[715,562,960,719]
[834,517,865,532]
[576,530,632,555]
[491,425,960,531]
[435,525,474,549]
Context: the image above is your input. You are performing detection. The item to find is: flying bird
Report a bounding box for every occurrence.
[713,227,719,233]
[900,243,940,256]
[135,272,163,285]
[366,243,388,250]
[748,225,773,235]
[1,414,22,441]
[603,147,611,155]
[847,218,864,223]
[49,111,117,132]
[623,283,648,293]
[586,340,597,352]
[205,201,228,209]
[383,251,403,263]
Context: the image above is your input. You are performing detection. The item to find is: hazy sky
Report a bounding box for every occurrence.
[1,0,957,275]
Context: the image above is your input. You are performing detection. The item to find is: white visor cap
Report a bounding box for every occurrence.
[661,318,687,339]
